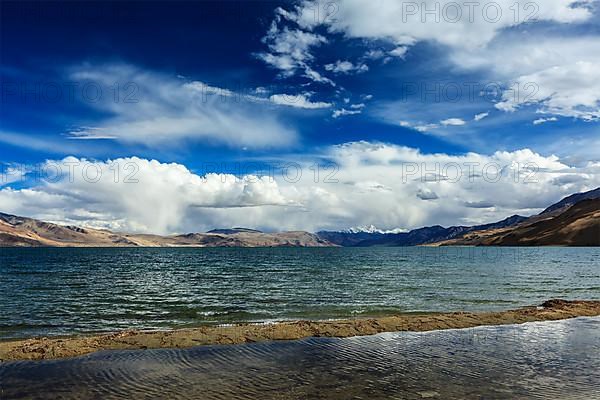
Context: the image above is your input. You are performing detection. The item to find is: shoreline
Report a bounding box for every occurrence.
[1,299,599,362]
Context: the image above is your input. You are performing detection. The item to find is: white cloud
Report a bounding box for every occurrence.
[332,108,362,118]
[269,93,332,109]
[0,130,96,154]
[388,46,409,59]
[533,117,559,125]
[320,142,600,227]
[362,46,409,65]
[0,165,27,186]
[452,35,600,121]
[3,144,598,233]
[452,35,600,77]
[364,49,385,60]
[68,64,297,149]
[276,1,600,121]
[257,24,327,73]
[495,61,600,121]
[390,120,440,133]
[416,188,439,200]
[256,21,334,85]
[324,60,368,74]
[441,118,466,126]
[415,124,440,132]
[0,157,291,234]
[291,0,592,50]
[302,66,336,86]
[257,52,296,73]
[474,112,489,121]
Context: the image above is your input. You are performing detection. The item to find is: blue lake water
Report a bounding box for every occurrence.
[0,247,599,339]
[1,317,599,399]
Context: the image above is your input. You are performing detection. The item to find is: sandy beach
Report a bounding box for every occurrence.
[2,299,599,362]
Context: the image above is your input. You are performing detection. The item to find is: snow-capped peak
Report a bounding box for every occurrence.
[342,225,407,234]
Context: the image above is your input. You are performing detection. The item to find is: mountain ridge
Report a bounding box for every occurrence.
[0,213,332,248]
[317,188,599,247]
[433,198,600,246]
[317,214,528,247]
[541,188,600,215]
[1,188,598,247]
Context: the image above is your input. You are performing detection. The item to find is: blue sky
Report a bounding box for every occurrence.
[1,1,599,233]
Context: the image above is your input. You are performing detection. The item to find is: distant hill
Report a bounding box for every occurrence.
[317,215,527,247]
[207,228,263,235]
[314,230,388,247]
[0,213,333,248]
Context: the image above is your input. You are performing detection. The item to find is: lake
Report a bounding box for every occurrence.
[1,247,599,339]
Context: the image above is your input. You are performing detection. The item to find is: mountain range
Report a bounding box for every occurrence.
[318,188,599,247]
[317,215,529,247]
[433,198,599,246]
[0,188,598,247]
[0,213,331,247]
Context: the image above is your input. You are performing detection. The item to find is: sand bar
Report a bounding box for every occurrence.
[2,299,599,362]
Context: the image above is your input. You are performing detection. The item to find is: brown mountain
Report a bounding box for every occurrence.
[434,198,600,247]
[0,213,333,247]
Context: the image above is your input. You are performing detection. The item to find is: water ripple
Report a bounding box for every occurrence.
[2,318,600,399]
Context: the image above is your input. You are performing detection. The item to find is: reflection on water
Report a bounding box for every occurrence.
[2,317,600,399]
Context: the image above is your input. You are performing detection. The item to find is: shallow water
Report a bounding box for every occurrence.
[1,247,599,339]
[1,317,600,399]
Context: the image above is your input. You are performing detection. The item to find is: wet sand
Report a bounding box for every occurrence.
[1,299,599,362]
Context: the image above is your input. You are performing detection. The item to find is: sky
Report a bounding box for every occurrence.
[1,0,599,234]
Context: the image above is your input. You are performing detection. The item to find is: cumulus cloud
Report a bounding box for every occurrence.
[0,157,291,234]
[3,144,598,233]
[321,142,600,227]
